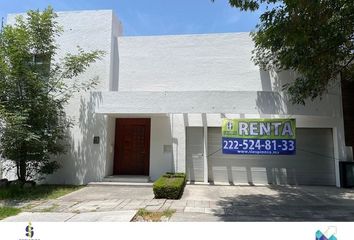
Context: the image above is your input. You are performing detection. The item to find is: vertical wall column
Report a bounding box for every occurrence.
[202,113,208,183]
[333,127,340,187]
[171,114,187,173]
[203,125,208,183]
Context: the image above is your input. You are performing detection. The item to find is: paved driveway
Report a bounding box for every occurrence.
[171,185,354,221]
[30,185,156,213]
[2,186,155,222]
[3,184,354,222]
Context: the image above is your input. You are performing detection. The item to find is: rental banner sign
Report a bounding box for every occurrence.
[222,118,296,155]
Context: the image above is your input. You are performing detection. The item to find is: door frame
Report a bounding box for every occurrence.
[113,118,151,175]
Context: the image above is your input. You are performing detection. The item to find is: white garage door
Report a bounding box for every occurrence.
[207,127,336,185]
[186,127,204,182]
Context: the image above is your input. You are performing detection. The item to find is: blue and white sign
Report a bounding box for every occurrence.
[222,119,296,155]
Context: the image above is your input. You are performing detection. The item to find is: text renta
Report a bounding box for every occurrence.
[238,122,293,137]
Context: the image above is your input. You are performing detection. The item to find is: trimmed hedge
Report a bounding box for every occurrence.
[153,172,186,199]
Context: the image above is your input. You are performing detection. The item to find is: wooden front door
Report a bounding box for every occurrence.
[114,118,150,175]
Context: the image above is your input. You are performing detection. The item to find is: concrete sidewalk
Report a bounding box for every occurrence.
[2,210,136,222]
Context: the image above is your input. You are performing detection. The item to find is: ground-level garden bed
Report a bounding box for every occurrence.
[132,208,176,222]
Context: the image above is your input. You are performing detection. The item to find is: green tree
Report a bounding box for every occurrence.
[219,0,354,104]
[0,7,104,182]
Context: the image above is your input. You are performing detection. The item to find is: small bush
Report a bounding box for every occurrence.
[153,173,186,199]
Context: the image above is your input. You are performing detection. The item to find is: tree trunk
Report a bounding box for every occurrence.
[18,143,27,182]
[19,160,26,182]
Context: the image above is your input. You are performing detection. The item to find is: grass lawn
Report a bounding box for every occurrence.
[0,185,83,201]
[0,184,83,220]
[0,206,21,220]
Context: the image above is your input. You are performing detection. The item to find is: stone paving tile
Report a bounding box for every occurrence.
[138,199,151,208]
[159,205,171,211]
[204,208,214,214]
[173,207,186,213]
[144,199,165,211]
[121,205,140,210]
[31,200,79,212]
[170,200,187,207]
[114,199,132,209]
[186,200,195,207]
[97,202,122,211]
[66,210,137,222]
[67,199,122,212]
[208,201,218,208]
[64,202,83,212]
[159,202,173,211]
[54,201,80,212]
[122,199,145,210]
[146,199,166,206]
[145,205,162,211]
[184,207,205,213]
[113,199,125,206]
[123,199,143,208]
[195,200,209,208]
[170,212,223,222]
[68,202,98,212]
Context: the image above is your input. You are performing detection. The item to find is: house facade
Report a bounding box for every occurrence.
[4,10,353,187]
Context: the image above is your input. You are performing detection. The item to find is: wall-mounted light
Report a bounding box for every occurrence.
[93,136,100,144]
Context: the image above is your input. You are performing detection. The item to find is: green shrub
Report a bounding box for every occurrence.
[153,173,186,199]
[163,172,185,178]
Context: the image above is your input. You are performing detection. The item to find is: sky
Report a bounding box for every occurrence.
[0,0,263,36]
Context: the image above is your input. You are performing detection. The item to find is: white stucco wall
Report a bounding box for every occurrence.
[150,117,173,180]
[118,33,261,91]
[96,90,341,117]
[44,11,116,184]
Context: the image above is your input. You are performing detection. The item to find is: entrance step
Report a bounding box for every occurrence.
[88,175,153,187]
[102,175,150,183]
[88,182,153,187]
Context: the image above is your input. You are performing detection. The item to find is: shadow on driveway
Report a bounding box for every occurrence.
[183,185,354,221]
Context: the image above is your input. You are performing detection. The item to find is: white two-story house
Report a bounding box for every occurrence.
[4,10,353,187]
